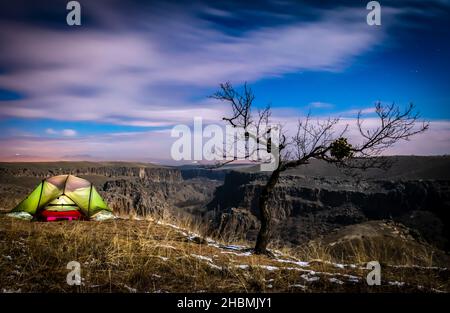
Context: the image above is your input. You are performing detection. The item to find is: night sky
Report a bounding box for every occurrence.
[0,0,449,162]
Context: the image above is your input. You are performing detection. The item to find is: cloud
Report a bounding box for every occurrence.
[0,1,448,160]
[62,129,77,137]
[0,4,385,128]
[45,128,57,135]
[0,130,173,162]
[2,116,448,162]
[309,102,334,109]
[46,128,77,137]
[339,107,377,116]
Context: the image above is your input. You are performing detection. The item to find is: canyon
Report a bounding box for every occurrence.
[0,156,449,252]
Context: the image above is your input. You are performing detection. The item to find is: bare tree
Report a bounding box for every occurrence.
[212,82,429,255]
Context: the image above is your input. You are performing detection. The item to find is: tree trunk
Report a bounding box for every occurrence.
[254,167,281,255]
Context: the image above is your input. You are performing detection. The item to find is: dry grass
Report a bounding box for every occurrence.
[0,215,448,293]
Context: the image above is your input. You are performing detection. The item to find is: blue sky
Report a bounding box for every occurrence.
[0,0,449,161]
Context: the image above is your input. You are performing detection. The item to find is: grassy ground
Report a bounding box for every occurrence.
[0,215,448,293]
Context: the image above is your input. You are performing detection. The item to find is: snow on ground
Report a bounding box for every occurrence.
[149,219,447,292]
[310,259,361,269]
[191,254,223,270]
[275,258,310,267]
[289,284,307,289]
[301,273,320,282]
[2,288,22,293]
[120,284,138,293]
[221,250,252,257]
[388,281,405,287]
[236,264,250,270]
[388,264,448,271]
[257,265,279,271]
[191,254,214,263]
[329,278,344,285]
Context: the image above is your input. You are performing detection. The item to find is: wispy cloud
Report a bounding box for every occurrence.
[309,102,334,109]
[1,119,449,162]
[46,128,77,137]
[0,4,384,128]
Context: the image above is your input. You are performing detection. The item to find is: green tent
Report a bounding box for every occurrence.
[10,174,112,221]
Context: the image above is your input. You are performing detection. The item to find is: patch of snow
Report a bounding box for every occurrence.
[156,221,181,230]
[91,211,116,221]
[267,284,273,288]
[222,244,247,251]
[389,264,447,271]
[283,267,311,273]
[388,281,405,287]
[311,259,362,269]
[6,212,33,220]
[236,264,250,270]
[430,288,445,293]
[275,258,309,267]
[123,285,137,293]
[221,251,252,257]
[191,254,222,270]
[207,263,222,270]
[289,284,306,289]
[191,254,213,263]
[301,274,320,282]
[347,276,360,283]
[258,265,279,271]
[206,238,218,244]
[88,284,102,288]
[3,255,12,261]
[329,278,344,285]
[2,288,22,293]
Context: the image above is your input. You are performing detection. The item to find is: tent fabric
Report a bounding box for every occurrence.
[11,174,111,219]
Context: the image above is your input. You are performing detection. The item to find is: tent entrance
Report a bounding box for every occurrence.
[44,195,77,211]
[40,209,82,221]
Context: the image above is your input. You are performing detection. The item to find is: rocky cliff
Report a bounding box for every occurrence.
[0,162,217,218]
[207,157,450,250]
[0,162,181,182]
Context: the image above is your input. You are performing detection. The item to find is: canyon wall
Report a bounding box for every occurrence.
[0,163,217,219]
[207,164,450,250]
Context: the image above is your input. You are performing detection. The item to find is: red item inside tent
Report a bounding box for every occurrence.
[40,210,82,221]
